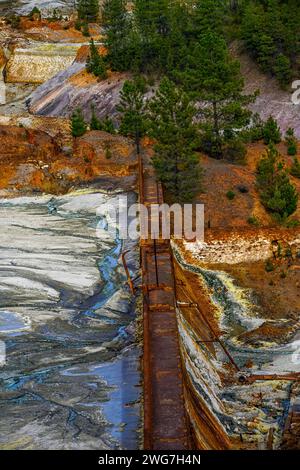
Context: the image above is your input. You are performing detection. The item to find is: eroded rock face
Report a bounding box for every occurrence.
[0,1,74,16]
[6,43,82,84]
[234,46,300,138]
[28,65,129,119]
[0,125,137,195]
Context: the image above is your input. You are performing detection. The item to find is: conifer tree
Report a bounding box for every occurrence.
[77,0,99,22]
[285,127,297,156]
[263,116,281,145]
[86,39,107,79]
[71,108,87,137]
[102,0,131,71]
[190,0,225,40]
[256,144,298,221]
[177,31,255,158]
[148,77,202,203]
[290,157,300,178]
[102,116,116,134]
[117,78,147,154]
[90,105,102,130]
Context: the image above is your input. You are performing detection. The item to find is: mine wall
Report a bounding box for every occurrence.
[171,238,300,450]
[173,254,233,450]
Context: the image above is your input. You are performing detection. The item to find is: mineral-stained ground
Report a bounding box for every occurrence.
[0,1,299,451]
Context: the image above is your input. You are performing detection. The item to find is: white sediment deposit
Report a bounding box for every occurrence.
[0,189,141,450]
[0,1,74,16]
[6,43,82,84]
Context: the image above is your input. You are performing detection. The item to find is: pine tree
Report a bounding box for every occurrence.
[102,116,115,134]
[290,157,300,178]
[177,31,256,158]
[77,0,99,22]
[263,116,282,145]
[133,0,188,72]
[117,78,147,154]
[90,105,102,130]
[102,0,131,71]
[190,0,225,40]
[256,144,298,221]
[86,39,107,79]
[273,54,292,88]
[285,127,297,156]
[71,108,87,137]
[241,0,299,87]
[148,77,202,203]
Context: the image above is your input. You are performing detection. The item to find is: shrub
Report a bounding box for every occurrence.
[223,139,247,164]
[248,215,260,226]
[290,157,300,178]
[285,219,300,228]
[226,190,236,200]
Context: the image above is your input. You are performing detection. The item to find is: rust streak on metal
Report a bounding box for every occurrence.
[121,250,135,295]
[140,149,190,450]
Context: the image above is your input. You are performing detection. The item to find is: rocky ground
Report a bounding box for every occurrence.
[0,125,137,196]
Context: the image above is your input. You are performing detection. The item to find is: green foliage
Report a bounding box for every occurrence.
[90,105,102,130]
[71,108,87,137]
[102,117,116,134]
[82,22,90,37]
[190,0,225,40]
[256,144,298,221]
[263,116,281,145]
[117,78,148,153]
[102,0,132,71]
[75,19,82,30]
[86,39,107,79]
[226,190,236,200]
[223,139,247,163]
[248,215,260,226]
[5,14,21,29]
[148,77,202,203]
[77,0,99,22]
[285,218,300,228]
[241,113,264,143]
[241,0,300,87]
[273,54,292,88]
[290,157,300,178]
[177,31,256,159]
[285,127,298,156]
[29,7,41,20]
